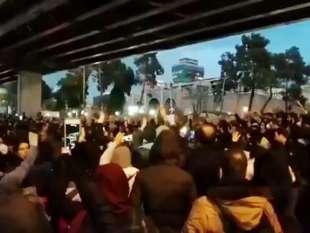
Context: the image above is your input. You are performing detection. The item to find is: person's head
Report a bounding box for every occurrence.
[111,144,133,169]
[265,128,288,146]
[149,130,181,165]
[218,120,230,133]
[142,126,156,143]
[96,164,130,215]
[71,142,101,172]
[39,123,61,143]
[195,123,217,144]
[17,141,30,160]
[222,149,247,184]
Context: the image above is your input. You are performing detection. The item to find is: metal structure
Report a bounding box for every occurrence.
[1,0,310,83]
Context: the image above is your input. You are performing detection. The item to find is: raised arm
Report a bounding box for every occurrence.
[99,132,124,165]
[0,146,38,191]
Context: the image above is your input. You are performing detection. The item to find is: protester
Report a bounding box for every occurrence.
[1,108,310,233]
[131,129,196,233]
[186,123,224,196]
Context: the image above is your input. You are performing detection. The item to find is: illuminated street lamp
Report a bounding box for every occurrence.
[149,109,156,117]
[128,105,139,116]
[242,106,249,113]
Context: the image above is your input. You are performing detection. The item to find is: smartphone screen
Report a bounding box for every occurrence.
[64,119,80,149]
[124,134,133,142]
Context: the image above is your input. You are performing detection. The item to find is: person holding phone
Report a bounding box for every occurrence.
[0,133,38,192]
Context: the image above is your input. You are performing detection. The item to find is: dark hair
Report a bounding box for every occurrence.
[71,142,101,171]
[195,123,217,144]
[222,149,247,184]
[264,128,288,146]
[13,139,29,153]
[218,120,230,132]
[149,130,181,165]
[35,141,57,164]
[142,126,156,143]
[302,114,310,125]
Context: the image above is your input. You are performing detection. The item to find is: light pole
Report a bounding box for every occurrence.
[220,77,227,112]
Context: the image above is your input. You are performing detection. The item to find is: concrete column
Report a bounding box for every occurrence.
[17,71,42,117]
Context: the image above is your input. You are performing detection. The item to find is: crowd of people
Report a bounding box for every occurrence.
[1,107,310,233]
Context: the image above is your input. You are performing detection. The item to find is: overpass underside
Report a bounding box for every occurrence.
[1,0,310,83]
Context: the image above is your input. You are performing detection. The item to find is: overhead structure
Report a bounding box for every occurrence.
[1,0,310,82]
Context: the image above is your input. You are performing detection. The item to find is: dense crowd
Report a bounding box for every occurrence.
[1,108,310,233]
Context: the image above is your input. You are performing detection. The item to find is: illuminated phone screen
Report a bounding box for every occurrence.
[64,119,80,149]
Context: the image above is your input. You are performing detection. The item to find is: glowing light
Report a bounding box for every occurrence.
[139,107,145,114]
[115,111,120,116]
[180,126,188,137]
[149,109,156,116]
[242,106,249,113]
[81,110,88,117]
[68,112,72,117]
[128,105,139,116]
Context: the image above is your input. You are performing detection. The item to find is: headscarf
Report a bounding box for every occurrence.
[96,164,130,215]
[149,130,182,165]
[111,145,132,169]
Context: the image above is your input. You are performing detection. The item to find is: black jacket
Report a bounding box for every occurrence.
[131,163,196,233]
[187,143,225,196]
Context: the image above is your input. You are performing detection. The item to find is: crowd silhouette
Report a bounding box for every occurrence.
[1,108,310,233]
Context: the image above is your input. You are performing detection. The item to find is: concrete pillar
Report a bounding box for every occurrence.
[17,71,42,118]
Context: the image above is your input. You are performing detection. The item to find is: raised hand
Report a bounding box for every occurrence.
[232,131,241,143]
[114,132,124,146]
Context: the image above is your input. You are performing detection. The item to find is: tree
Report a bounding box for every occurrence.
[134,53,164,105]
[273,47,310,111]
[218,52,239,91]
[219,33,272,112]
[259,68,279,113]
[235,33,271,111]
[42,80,52,101]
[107,87,126,113]
[2,81,17,110]
[55,65,93,109]
[95,60,137,113]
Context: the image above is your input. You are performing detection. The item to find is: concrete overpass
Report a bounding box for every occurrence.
[0,0,310,115]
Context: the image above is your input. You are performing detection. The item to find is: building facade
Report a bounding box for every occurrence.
[172,58,204,83]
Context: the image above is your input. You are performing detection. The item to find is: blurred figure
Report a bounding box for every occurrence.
[0,192,52,233]
[96,163,133,232]
[17,141,30,160]
[187,123,224,196]
[131,130,196,233]
[135,126,156,169]
[184,149,283,233]
[111,145,139,194]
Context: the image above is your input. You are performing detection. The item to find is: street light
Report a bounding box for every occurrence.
[243,106,249,113]
[139,107,145,114]
[128,105,139,116]
[149,109,156,117]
